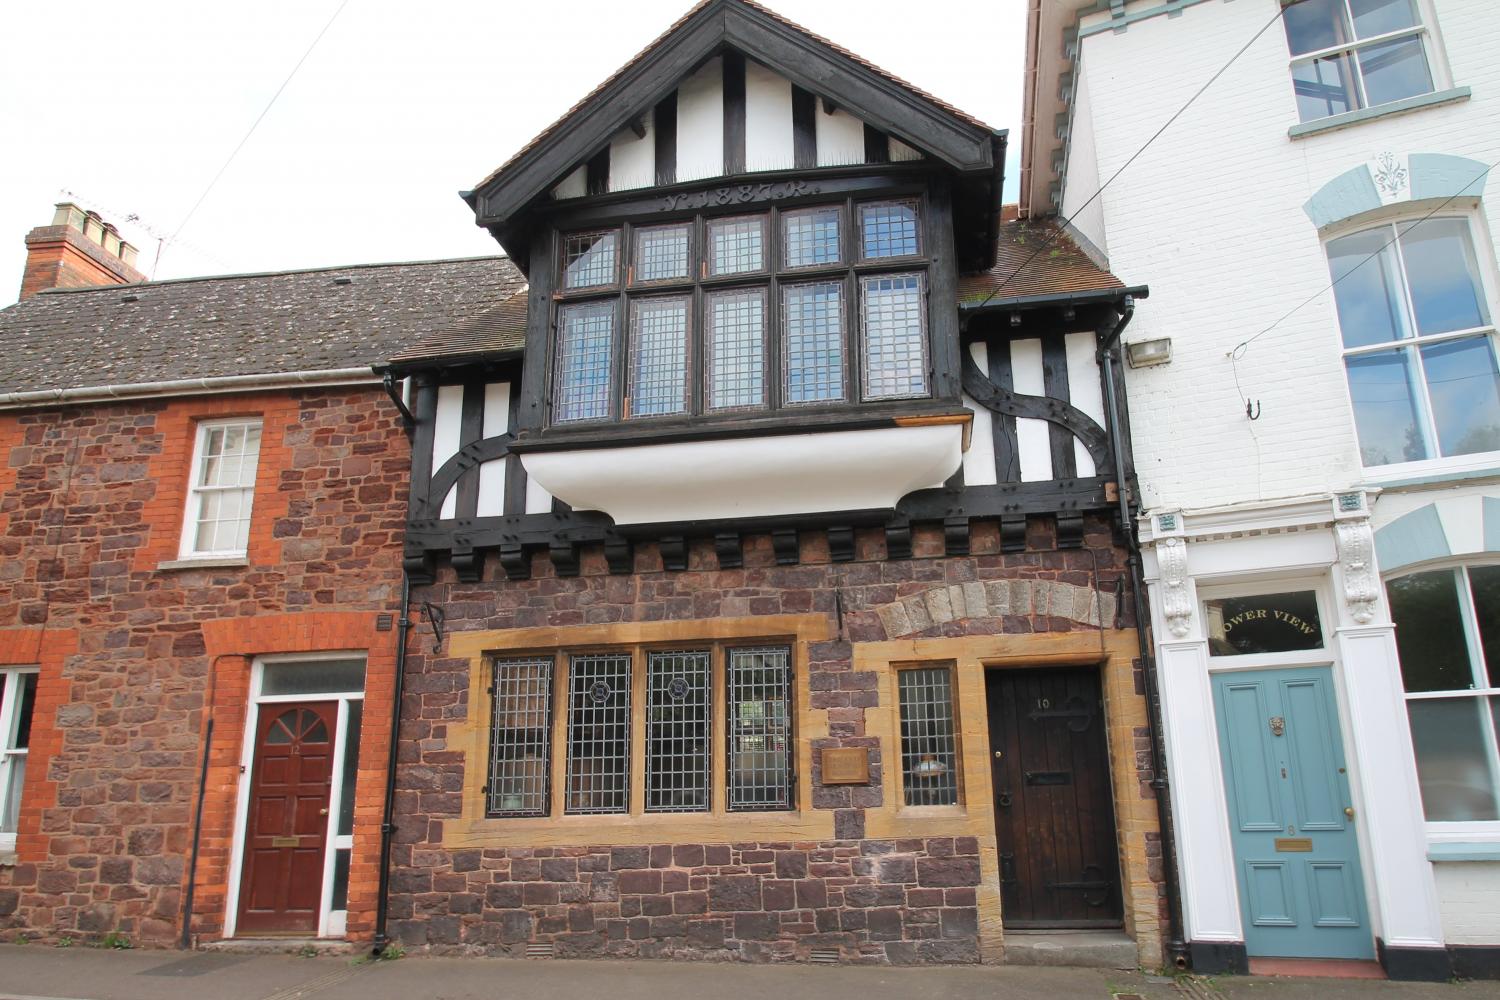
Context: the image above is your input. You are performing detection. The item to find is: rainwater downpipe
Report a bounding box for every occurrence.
[1099,298,1190,971]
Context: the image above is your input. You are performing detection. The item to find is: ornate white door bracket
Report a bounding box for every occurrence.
[1335,518,1379,624]
[1158,536,1193,638]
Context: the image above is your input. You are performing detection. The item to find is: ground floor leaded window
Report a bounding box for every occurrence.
[486,643,795,818]
[897,665,960,806]
[1388,565,1500,821]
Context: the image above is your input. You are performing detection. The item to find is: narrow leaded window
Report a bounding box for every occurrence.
[182,419,262,558]
[898,667,959,806]
[488,658,554,817]
[782,281,845,404]
[1388,567,1500,821]
[563,230,619,289]
[783,207,842,269]
[859,200,921,260]
[633,224,690,284]
[565,653,631,814]
[553,301,616,423]
[0,667,37,845]
[646,651,711,812]
[706,288,767,410]
[861,274,928,400]
[727,646,792,811]
[629,297,690,417]
[1327,217,1499,467]
[708,215,765,276]
[1283,0,1434,123]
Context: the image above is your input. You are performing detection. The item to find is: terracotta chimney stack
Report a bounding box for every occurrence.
[18,202,147,300]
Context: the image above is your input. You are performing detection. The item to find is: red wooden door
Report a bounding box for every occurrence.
[987,667,1123,928]
[238,703,336,934]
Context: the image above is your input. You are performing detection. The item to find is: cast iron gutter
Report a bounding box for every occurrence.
[1097,296,1189,971]
[0,368,379,412]
[959,284,1151,316]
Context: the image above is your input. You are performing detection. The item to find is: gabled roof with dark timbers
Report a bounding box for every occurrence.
[465,0,1006,237]
[0,256,525,396]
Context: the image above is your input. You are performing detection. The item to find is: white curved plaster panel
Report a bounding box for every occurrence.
[521,424,964,526]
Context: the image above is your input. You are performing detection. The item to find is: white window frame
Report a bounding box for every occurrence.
[1285,0,1441,123]
[1325,212,1500,476]
[178,418,263,560]
[1387,560,1500,843]
[0,665,39,853]
[222,653,366,940]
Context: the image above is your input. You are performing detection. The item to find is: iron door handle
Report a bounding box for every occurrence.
[998,790,1012,808]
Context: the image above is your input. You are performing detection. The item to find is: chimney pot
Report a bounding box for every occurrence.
[18,203,147,300]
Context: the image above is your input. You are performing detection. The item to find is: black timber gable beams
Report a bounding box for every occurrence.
[464,0,1002,259]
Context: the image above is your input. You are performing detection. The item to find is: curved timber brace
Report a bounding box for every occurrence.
[960,353,1114,475]
[420,432,516,520]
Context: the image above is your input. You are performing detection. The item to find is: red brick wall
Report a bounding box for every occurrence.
[18,228,144,301]
[0,387,407,946]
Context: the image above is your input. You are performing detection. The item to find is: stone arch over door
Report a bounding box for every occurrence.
[871,579,1116,639]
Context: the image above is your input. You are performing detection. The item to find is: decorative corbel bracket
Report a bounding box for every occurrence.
[1334,517,1379,625]
[1157,536,1192,639]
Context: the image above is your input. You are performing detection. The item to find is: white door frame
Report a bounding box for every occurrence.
[222,652,365,939]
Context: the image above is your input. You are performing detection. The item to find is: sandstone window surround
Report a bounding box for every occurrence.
[549,197,930,426]
[179,418,263,560]
[0,665,38,852]
[1324,213,1500,473]
[487,642,795,820]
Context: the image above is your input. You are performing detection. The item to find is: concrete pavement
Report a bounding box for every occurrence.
[2,947,1499,1000]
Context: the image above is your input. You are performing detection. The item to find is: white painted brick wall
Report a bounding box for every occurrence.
[1433,862,1500,945]
[1071,0,1500,512]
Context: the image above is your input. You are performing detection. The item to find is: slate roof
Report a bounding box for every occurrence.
[957,216,1125,307]
[0,256,525,395]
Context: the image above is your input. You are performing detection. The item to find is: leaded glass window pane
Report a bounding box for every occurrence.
[727,647,792,811]
[898,668,959,806]
[708,216,765,276]
[489,658,554,817]
[646,651,711,813]
[553,301,616,423]
[629,297,689,418]
[859,200,920,260]
[783,207,841,269]
[706,288,767,410]
[563,230,619,289]
[782,281,845,404]
[565,654,631,815]
[633,224,690,284]
[861,274,928,400]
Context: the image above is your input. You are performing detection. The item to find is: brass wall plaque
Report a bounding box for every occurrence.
[821,747,870,785]
[271,836,301,848]
[1274,837,1313,853]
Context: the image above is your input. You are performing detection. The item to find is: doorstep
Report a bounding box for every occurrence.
[1003,929,1138,969]
[200,937,356,956]
[1247,958,1386,980]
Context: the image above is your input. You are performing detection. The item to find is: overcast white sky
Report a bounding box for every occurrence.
[0,0,1024,304]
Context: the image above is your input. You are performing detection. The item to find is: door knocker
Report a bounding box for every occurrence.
[1268,716,1285,737]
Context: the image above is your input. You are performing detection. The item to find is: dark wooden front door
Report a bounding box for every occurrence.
[238,702,336,935]
[987,667,1123,928]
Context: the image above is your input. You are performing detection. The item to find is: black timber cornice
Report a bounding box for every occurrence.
[469,0,1001,230]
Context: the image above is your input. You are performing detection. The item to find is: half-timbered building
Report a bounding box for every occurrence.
[381,0,1166,966]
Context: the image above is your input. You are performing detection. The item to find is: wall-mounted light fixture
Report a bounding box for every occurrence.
[1126,337,1172,369]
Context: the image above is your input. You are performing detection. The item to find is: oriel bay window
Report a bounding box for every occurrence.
[487,644,795,818]
[549,197,931,425]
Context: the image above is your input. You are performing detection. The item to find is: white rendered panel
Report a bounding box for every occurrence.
[889,137,923,162]
[962,341,997,487]
[434,384,463,519]
[815,106,865,167]
[1010,338,1052,482]
[552,164,586,201]
[609,113,655,192]
[744,60,794,172]
[1065,331,1105,478]
[523,425,962,526]
[525,477,553,515]
[675,56,724,182]
[476,382,510,517]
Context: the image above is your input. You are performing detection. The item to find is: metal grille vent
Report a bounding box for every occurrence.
[525,943,554,959]
[809,947,840,964]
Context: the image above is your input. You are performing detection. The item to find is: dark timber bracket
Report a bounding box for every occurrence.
[772,529,800,565]
[715,532,744,570]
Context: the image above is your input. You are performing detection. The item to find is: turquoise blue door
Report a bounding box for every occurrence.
[1212,668,1373,960]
